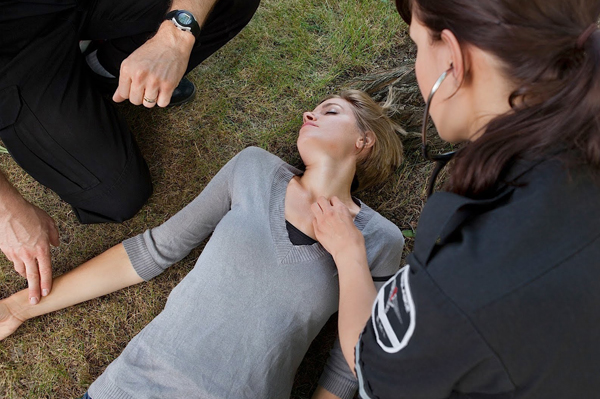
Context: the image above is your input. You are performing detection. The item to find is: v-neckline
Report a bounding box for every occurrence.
[269,164,372,264]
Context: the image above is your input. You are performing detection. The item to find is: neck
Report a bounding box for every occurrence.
[297,158,356,205]
[467,48,515,141]
[284,156,359,239]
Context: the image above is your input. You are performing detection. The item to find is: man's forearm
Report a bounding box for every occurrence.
[156,0,219,47]
[169,0,218,26]
[0,169,27,215]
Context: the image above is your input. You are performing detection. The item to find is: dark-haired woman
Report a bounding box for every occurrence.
[313,1,600,398]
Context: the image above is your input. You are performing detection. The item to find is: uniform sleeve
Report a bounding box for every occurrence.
[122,151,241,281]
[319,220,405,399]
[354,263,515,399]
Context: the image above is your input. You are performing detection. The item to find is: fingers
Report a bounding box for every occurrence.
[13,259,26,278]
[24,259,41,305]
[112,73,131,103]
[315,196,332,214]
[310,198,325,219]
[156,87,174,108]
[112,71,173,108]
[48,221,60,247]
[312,196,350,219]
[329,196,345,209]
[143,87,160,109]
[127,72,145,106]
[38,251,53,298]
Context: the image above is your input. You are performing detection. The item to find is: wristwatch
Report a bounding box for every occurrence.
[165,10,201,39]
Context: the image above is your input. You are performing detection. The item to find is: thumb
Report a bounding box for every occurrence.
[49,222,60,247]
[112,90,126,103]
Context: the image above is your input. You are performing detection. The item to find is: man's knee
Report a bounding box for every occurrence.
[66,156,153,224]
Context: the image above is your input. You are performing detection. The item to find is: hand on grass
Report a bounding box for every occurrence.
[311,196,366,262]
[0,298,25,340]
[0,201,59,305]
[113,21,195,108]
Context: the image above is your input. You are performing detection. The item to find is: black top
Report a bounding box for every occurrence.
[355,159,600,398]
[286,220,317,246]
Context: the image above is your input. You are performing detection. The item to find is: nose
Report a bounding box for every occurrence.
[303,111,316,123]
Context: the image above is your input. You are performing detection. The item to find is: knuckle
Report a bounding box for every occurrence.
[134,69,147,81]
[147,76,160,87]
[39,269,52,278]
[16,251,34,263]
[26,271,39,280]
[161,81,176,92]
[36,242,50,253]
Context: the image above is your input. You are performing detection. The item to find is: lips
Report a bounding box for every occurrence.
[301,122,317,129]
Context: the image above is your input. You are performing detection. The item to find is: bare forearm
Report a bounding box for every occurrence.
[155,0,218,48]
[334,249,377,376]
[0,169,26,212]
[312,386,342,399]
[6,244,143,321]
[170,0,217,25]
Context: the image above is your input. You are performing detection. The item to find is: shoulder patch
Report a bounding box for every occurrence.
[372,265,415,353]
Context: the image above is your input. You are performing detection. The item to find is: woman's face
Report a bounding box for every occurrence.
[297,98,367,163]
[409,14,470,143]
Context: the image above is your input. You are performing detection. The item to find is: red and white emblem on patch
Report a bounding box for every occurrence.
[372,265,415,353]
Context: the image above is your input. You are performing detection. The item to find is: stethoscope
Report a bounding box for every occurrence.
[372,66,456,282]
[421,67,457,198]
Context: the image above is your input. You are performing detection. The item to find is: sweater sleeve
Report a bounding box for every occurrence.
[318,216,405,398]
[123,151,241,281]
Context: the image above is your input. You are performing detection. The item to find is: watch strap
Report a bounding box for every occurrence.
[165,10,201,39]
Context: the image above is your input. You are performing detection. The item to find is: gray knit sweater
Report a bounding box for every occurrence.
[88,147,404,399]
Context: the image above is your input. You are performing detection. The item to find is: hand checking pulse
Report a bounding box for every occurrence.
[0,201,59,305]
[113,21,195,108]
[311,196,366,262]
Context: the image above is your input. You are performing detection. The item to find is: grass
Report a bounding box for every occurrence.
[0,0,445,397]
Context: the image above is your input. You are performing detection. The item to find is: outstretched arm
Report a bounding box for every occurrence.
[312,386,343,399]
[0,244,143,340]
[0,170,59,305]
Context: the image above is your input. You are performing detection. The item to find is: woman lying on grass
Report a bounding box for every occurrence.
[0,90,405,399]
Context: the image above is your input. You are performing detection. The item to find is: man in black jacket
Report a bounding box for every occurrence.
[0,0,260,305]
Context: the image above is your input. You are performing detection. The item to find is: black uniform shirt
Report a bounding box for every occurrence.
[355,159,600,398]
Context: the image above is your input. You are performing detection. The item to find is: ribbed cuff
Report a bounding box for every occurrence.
[318,371,359,399]
[88,376,133,399]
[122,233,164,281]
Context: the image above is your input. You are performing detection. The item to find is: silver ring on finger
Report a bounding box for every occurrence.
[143,97,157,104]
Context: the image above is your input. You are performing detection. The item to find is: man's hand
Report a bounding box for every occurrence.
[113,21,195,108]
[0,298,25,340]
[0,201,59,305]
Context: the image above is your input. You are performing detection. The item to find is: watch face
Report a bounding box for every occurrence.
[176,12,193,26]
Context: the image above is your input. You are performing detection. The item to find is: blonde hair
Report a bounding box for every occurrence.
[324,90,405,192]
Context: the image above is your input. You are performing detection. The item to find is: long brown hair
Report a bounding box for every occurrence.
[397,0,600,197]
